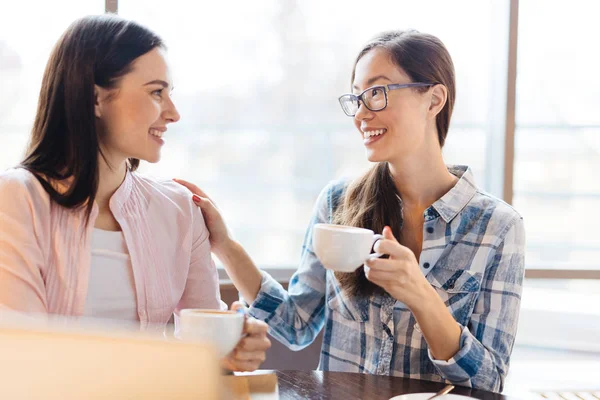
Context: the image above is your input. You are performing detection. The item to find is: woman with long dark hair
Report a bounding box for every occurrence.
[0,14,270,372]
[177,30,525,392]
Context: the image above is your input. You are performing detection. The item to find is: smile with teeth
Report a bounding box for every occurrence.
[362,128,387,139]
[149,128,164,139]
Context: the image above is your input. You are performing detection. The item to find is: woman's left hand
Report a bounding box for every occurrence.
[364,226,432,308]
[221,302,271,372]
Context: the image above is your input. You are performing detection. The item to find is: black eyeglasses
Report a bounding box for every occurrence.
[338,82,435,117]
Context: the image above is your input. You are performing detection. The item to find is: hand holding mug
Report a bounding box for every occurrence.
[178,302,271,372]
[221,302,271,372]
[364,226,431,309]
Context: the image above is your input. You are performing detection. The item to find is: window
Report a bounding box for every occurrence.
[514,0,600,271]
[0,1,105,171]
[2,1,596,274]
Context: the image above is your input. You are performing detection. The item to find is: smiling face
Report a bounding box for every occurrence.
[352,47,435,164]
[94,47,180,165]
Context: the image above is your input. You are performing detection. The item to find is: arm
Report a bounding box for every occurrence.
[211,239,262,305]
[174,178,335,350]
[173,179,262,304]
[366,218,525,392]
[0,172,48,314]
[426,218,525,392]
[174,201,270,372]
[245,212,329,351]
[366,227,462,360]
[174,193,271,372]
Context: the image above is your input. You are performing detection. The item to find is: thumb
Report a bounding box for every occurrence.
[230,301,245,312]
[230,301,249,333]
[382,226,399,243]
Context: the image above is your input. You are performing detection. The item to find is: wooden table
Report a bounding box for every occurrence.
[274,370,516,399]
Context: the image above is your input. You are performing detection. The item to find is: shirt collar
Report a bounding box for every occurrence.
[108,168,134,214]
[429,165,478,224]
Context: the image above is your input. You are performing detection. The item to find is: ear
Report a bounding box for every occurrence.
[428,84,447,118]
[94,85,105,118]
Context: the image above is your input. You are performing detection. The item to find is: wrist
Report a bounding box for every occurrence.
[406,279,439,314]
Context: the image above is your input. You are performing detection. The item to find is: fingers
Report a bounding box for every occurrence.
[222,358,265,373]
[244,317,269,336]
[373,226,411,258]
[229,301,249,334]
[223,316,272,372]
[173,178,211,200]
[365,268,401,284]
[228,303,269,341]
[364,257,397,272]
[189,194,219,216]
[382,226,398,242]
[173,178,217,210]
[373,239,413,259]
[230,336,270,367]
[364,257,409,286]
[229,301,244,313]
[235,336,271,354]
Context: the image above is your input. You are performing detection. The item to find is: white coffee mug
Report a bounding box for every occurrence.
[177,309,245,357]
[313,223,384,272]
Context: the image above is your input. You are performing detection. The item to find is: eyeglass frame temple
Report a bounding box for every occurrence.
[338,82,437,116]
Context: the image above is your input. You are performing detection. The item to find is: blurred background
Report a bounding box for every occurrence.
[1,0,598,396]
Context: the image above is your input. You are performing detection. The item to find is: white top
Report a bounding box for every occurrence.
[83,229,139,321]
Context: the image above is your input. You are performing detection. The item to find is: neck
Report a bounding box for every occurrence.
[96,155,127,212]
[388,134,457,210]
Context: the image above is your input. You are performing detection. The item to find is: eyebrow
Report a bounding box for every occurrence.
[352,75,392,90]
[144,79,171,89]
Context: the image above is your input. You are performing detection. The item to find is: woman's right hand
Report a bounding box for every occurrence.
[173,178,233,256]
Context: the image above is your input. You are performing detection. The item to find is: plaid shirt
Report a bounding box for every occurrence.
[248,165,525,393]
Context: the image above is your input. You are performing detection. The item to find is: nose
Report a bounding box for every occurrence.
[354,101,373,121]
[163,96,181,124]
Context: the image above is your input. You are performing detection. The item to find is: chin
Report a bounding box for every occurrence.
[140,153,162,164]
[366,151,385,163]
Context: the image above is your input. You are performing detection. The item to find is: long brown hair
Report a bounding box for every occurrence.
[333,30,456,298]
[20,14,164,220]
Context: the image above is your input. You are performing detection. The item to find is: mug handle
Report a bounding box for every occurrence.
[367,234,384,260]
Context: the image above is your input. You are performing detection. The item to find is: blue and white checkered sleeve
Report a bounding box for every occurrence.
[429,217,526,393]
[248,182,339,351]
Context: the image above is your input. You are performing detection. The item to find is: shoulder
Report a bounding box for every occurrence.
[0,168,48,202]
[466,189,524,245]
[0,169,51,234]
[317,179,350,205]
[130,173,193,204]
[128,173,204,230]
[313,179,350,219]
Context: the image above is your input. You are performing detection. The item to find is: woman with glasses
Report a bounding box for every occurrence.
[0,14,270,372]
[177,30,525,392]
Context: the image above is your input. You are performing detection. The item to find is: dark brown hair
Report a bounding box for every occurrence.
[333,30,456,298]
[21,14,164,219]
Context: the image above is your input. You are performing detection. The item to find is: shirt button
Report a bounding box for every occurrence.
[423,262,430,269]
[426,226,434,234]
